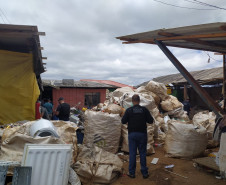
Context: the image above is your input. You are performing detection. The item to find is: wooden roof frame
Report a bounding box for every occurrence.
[0,24,46,75]
[117,22,226,53]
[117,22,226,117]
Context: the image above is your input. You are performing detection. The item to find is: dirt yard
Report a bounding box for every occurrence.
[112,147,225,185]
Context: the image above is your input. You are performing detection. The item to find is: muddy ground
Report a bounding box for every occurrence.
[112,147,225,185]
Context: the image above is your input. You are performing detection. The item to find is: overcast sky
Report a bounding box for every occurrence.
[2,0,226,85]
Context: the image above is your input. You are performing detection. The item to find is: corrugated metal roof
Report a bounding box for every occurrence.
[80,79,134,89]
[42,79,117,88]
[117,22,226,53]
[138,67,223,86]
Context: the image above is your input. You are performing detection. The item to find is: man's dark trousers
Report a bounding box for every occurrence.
[128,132,148,176]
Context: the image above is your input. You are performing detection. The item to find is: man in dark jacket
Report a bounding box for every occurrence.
[121,94,154,179]
[55,97,70,121]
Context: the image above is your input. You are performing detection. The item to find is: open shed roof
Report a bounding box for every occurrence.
[0,24,45,75]
[117,22,226,53]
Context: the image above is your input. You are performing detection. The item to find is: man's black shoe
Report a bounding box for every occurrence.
[127,173,135,178]
[143,174,149,179]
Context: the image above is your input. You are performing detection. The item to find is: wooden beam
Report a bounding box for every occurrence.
[42,57,47,60]
[155,40,224,117]
[36,32,46,36]
[214,52,226,55]
[123,32,226,44]
[158,32,226,41]
[124,40,226,53]
[0,32,33,38]
[158,31,226,49]
[39,47,44,50]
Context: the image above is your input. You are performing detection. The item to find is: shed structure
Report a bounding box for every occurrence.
[117,22,226,117]
[0,24,45,124]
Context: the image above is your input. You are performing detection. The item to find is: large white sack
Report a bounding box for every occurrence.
[104,104,123,115]
[111,87,134,103]
[136,86,160,105]
[83,110,121,154]
[120,92,157,113]
[165,121,208,158]
[150,107,160,118]
[161,95,183,112]
[145,81,169,101]
[166,107,190,122]
[73,145,123,185]
[193,111,216,133]
[0,121,78,163]
[193,111,218,148]
[136,86,148,94]
[121,124,155,155]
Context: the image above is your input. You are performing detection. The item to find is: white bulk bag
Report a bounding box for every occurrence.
[84,110,121,154]
[165,121,207,158]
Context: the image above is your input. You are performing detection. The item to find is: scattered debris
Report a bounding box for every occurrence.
[151,158,159,164]
[164,169,188,179]
[165,164,175,169]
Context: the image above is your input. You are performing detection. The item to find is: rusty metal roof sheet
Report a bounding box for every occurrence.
[139,67,223,86]
[42,79,117,88]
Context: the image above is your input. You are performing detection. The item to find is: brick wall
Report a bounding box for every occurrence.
[52,88,106,110]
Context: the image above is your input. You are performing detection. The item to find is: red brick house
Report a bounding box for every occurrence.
[42,79,116,109]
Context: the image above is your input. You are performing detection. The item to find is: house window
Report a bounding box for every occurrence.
[85,92,100,108]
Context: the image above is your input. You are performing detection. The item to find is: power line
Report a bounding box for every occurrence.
[184,0,226,11]
[153,0,216,10]
[204,51,222,63]
[184,0,207,6]
[193,0,226,11]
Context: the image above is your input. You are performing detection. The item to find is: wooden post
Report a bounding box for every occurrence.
[184,85,188,100]
[223,55,226,111]
[154,40,224,117]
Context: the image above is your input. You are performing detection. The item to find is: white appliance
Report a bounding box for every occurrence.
[30,119,59,138]
[22,144,72,185]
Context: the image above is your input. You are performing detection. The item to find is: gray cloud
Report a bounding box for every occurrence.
[2,0,226,85]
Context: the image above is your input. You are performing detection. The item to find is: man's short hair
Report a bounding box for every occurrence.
[58,97,64,101]
[132,94,140,102]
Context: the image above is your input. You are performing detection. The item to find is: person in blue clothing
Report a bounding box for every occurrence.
[121,94,154,179]
[43,98,53,119]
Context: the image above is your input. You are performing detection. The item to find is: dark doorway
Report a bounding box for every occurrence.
[41,86,53,101]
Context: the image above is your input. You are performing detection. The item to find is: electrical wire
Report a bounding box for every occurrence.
[204,51,222,63]
[183,0,207,6]
[184,0,226,11]
[192,0,226,11]
[153,0,216,10]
